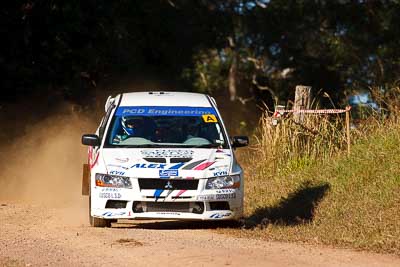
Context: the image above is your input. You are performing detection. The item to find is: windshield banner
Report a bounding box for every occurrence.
[116,106,217,116]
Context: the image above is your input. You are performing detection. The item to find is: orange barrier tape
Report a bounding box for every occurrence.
[274,106,351,115]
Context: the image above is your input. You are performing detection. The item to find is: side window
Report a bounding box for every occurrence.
[98,106,114,140]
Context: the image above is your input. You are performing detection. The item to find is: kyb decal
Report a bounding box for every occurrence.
[109,170,125,176]
[213,171,228,177]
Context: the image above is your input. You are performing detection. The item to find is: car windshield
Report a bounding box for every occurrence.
[104,106,228,148]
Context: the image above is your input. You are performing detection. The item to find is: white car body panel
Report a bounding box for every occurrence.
[86,92,245,221]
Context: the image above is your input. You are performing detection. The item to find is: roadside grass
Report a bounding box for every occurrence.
[221,87,400,255]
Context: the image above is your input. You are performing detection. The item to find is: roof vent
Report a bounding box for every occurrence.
[148,91,168,95]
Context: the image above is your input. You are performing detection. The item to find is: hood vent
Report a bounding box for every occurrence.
[170,158,192,163]
[143,157,166,163]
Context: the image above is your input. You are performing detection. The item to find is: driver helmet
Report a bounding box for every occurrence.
[121,117,143,136]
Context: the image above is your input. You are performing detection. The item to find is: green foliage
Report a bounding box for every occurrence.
[182,49,229,94]
[3,1,400,107]
[221,88,400,254]
[185,0,400,105]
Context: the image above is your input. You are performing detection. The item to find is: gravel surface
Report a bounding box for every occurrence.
[1,201,399,267]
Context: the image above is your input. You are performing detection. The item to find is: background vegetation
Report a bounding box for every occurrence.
[224,86,400,255]
[2,1,400,107]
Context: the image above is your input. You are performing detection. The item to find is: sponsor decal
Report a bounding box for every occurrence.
[210,212,232,219]
[216,189,236,194]
[131,163,167,169]
[197,195,215,201]
[213,171,228,177]
[159,170,178,178]
[130,163,185,170]
[102,211,126,217]
[116,106,217,116]
[109,170,125,176]
[99,192,122,199]
[101,188,121,192]
[141,149,194,158]
[202,114,218,123]
[216,193,236,200]
[107,164,130,170]
[197,193,236,201]
[115,157,129,163]
[209,165,229,171]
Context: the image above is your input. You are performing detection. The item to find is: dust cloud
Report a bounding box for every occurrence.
[0,103,97,211]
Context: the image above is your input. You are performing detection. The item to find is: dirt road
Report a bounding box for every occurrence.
[0,108,399,266]
[1,200,399,267]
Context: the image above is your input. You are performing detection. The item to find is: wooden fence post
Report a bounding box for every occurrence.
[345,107,351,155]
[293,85,311,123]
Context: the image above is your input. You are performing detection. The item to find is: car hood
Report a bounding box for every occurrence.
[100,148,233,179]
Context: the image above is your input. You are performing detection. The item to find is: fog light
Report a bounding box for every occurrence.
[105,200,127,209]
[192,202,204,214]
[132,201,143,213]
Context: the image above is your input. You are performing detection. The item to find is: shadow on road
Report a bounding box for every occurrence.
[244,180,330,229]
[113,219,240,230]
[111,180,329,231]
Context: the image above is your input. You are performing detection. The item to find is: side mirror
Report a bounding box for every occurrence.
[82,134,100,146]
[232,136,249,148]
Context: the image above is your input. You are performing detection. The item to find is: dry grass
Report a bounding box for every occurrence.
[222,86,400,255]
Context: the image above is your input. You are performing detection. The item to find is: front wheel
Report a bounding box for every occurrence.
[88,195,115,227]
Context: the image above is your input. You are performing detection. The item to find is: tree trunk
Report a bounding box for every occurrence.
[228,55,237,101]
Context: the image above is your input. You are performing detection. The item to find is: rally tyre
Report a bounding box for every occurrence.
[90,215,112,227]
[89,195,113,227]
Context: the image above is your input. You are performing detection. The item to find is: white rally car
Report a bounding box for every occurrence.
[81,91,248,227]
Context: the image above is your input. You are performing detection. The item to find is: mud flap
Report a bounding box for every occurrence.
[82,163,90,196]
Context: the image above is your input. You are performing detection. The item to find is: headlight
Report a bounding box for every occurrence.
[95,173,132,188]
[206,175,240,189]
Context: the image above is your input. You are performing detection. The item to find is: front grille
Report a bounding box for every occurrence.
[138,179,199,190]
[146,202,190,212]
[133,201,204,214]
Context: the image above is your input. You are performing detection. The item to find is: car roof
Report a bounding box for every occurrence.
[118,91,212,107]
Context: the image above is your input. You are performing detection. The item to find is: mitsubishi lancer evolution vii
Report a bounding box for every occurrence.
[81,91,249,227]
